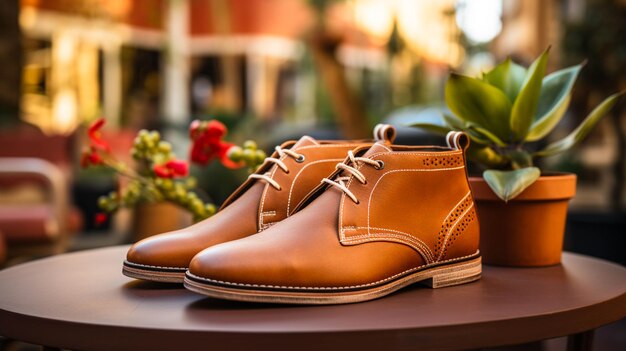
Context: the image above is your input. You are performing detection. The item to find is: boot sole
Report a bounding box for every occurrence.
[184,253,481,304]
[122,260,186,283]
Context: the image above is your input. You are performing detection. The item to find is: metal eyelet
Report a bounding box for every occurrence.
[376,160,385,170]
[296,154,306,163]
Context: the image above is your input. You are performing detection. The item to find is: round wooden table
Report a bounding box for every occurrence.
[0,246,624,351]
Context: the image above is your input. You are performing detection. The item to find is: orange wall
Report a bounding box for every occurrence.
[21,0,164,30]
[189,0,313,37]
[21,0,314,37]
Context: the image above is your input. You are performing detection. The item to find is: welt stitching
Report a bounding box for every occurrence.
[125,261,187,270]
[187,251,479,290]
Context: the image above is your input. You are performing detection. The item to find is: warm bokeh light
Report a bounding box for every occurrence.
[52,89,78,134]
[456,0,503,43]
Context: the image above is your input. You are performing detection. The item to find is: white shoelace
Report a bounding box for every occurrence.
[248,145,305,190]
[322,150,383,204]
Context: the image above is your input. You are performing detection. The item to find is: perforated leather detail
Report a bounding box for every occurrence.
[441,207,476,260]
[422,155,463,168]
[435,194,473,257]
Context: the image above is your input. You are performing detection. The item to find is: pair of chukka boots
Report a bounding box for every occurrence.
[123,125,481,304]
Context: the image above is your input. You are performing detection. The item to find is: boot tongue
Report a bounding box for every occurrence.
[291,135,319,150]
[361,142,393,158]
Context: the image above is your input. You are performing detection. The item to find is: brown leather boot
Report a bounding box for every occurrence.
[123,127,395,282]
[184,132,481,304]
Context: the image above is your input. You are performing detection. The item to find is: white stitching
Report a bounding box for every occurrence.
[339,153,464,246]
[294,144,366,151]
[365,166,466,232]
[187,251,480,290]
[434,192,471,259]
[124,260,187,270]
[258,150,286,229]
[342,233,434,264]
[362,228,434,261]
[437,191,472,260]
[365,150,464,159]
[342,226,435,263]
[286,158,344,216]
[437,202,475,262]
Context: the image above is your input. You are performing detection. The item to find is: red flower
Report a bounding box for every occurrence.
[88,118,110,151]
[81,118,110,169]
[153,160,189,178]
[80,147,104,168]
[189,120,243,169]
[94,212,108,226]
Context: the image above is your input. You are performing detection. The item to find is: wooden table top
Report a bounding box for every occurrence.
[0,246,625,351]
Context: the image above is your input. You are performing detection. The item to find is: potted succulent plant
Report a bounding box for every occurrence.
[81,118,265,240]
[409,48,623,266]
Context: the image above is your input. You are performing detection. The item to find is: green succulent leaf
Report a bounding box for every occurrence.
[440,114,490,145]
[527,64,583,141]
[483,167,541,202]
[535,92,624,157]
[482,58,528,102]
[466,145,507,168]
[441,113,465,130]
[445,73,512,141]
[465,122,507,147]
[508,150,533,169]
[510,48,550,141]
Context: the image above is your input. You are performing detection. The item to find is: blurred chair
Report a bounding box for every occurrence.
[0,231,6,266]
[0,158,80,262]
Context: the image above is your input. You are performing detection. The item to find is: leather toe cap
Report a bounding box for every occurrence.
[126,231,199,269]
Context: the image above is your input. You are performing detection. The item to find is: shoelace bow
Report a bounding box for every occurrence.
[248,145,304,190]
[322,150,383,204]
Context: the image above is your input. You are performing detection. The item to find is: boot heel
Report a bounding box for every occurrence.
[423,256,482,289]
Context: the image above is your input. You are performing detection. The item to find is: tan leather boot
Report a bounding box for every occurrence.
[123,127,395,282]
[184,132,481,304]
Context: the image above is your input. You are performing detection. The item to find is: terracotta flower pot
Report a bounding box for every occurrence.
[132,202,192,241]
[469,173,577,267]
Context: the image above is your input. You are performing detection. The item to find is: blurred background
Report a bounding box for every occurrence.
[0,0,625,264]
[0,0,624,349]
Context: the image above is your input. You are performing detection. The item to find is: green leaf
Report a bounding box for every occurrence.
[535,92,624,157]
[526,64,583,141]
[406,116,451,135]
[467,145,507,168]
[483,167,541,202]
[442,113,465,130]
[482,58,528,102]
[445,73,512,141]
[465,122,507,147]
[508,150,533,169]
[441,114,491,145]
[510,48,550,141]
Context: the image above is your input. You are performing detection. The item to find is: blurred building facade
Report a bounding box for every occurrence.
[18,0,472,135]
[10,0,626,210]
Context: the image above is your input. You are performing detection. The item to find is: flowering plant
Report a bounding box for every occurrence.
[81,118,265,224]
